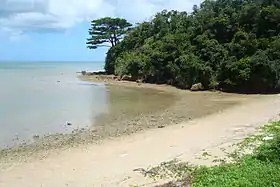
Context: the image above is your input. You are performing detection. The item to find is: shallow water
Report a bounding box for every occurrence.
[94,85,177,127]
[0,62,106,148]
[0,62,249,151]
[0,62,178,149]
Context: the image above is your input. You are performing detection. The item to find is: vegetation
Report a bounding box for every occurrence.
[86,17,132,73]
[191,122,280,187]
[91,0,280,92]
[139,122,280,187]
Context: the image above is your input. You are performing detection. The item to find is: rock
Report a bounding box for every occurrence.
[167,79,174,85]
[67,122,72,126]
[81,71,87,76]
[136,79,143,86]
[136,79,143,83]
[158,125,165,128]
[81,71,107,76]
[121,75,138,81]
[92,71,107,75]
[121,75,132,81]
[190,83,204,91]
[113,76,120,80]
[33,135,40,139]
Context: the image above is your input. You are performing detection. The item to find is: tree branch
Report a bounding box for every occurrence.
[98,44,112,48]
[87,17,132,50]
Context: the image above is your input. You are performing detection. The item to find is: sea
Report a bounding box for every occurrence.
[0,61,107,149]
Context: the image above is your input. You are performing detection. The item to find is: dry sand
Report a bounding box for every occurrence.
[0,89,279,186]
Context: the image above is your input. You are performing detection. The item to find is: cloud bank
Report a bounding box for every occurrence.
[0,0,202,35]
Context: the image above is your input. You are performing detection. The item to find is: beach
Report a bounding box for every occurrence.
[2,0,280,186]
[0,75,248,162]
[1,74,280,186]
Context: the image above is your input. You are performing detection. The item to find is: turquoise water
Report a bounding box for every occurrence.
[0,61,107,148]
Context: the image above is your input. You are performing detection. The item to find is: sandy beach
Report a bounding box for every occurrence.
[0,78,279,187]
[2,0,280,185]
[0,77,247,162]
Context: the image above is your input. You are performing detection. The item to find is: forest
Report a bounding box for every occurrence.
[88,0,280,93]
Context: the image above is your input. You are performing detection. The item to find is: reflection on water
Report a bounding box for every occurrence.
[95,85,177,126]
[0,62,107,148]
[91,86,241,138]
[0,62,244,149]
[0,79,109,149]
[0,61,177,149]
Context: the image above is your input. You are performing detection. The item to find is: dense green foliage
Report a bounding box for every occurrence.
[87,17,132,73]
[105,0,280,92]
[191,122,280,187]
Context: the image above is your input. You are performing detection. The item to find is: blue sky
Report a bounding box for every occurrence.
[0,0,202,62]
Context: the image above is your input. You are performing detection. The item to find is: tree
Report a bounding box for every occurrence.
[87,17,132,49]
[102,0,280,93]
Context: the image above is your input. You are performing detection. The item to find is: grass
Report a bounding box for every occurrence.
[192,157,280,187]
[141,122,280,187]
[192,122,280,187]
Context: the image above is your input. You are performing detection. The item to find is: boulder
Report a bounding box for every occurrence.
[92,71,106,75]
[81,71,87,75]
[136,79,143,83]
[191,83,204,91]
[121,75,131,81]
[81,71,107,76]
[113,76,119,80]
[167,79,174,85]
[120,75,139,81]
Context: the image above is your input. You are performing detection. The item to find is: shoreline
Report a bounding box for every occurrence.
[78,74,181,92]
[0,91,279,186]
[0,75,259,164]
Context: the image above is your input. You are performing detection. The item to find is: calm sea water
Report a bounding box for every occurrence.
[0,61,107,148]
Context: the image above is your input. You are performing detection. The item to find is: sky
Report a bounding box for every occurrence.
[0,0,202,62]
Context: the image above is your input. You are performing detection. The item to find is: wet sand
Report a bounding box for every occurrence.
[1,80,279,186]
[0,76,261,166]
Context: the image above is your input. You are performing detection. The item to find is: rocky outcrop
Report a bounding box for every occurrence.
[191,83,204,91]
[121,75,137,81]
[136,79,143,83]
[81,71,107,76]
[81,71,87,75]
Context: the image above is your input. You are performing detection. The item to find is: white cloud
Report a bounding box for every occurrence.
[110,0,202,22]
[0,0,202,35]
[0,0,115,33]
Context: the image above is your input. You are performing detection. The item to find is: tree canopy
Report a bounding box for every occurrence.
[87,17,132,49]
[102,0,280,92]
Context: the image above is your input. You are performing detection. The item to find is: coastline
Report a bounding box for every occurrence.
[0,87,279,186]
[78,74,180,92]
[1,74,279,187]
[0,74,256,163]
